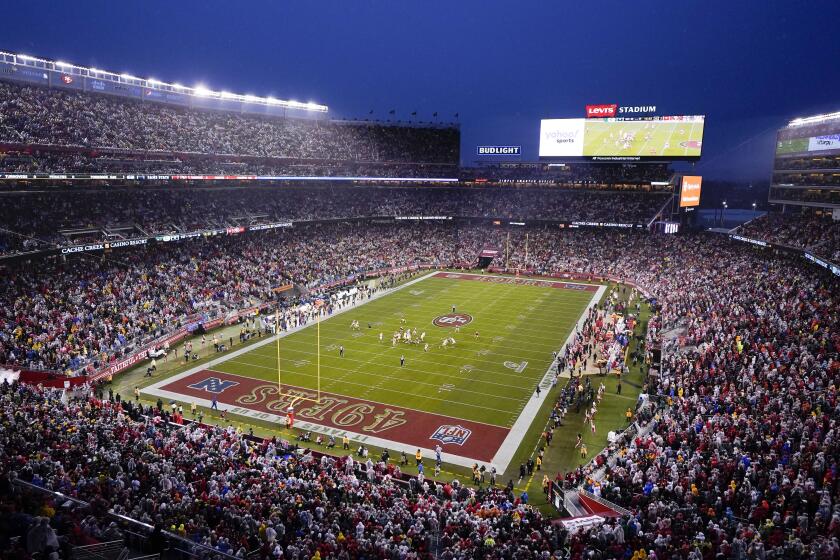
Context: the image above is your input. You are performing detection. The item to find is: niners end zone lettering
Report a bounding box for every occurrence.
[151,369,509,464]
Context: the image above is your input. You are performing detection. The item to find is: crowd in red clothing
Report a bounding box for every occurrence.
[737,212,840,262]
[1,221,839,559]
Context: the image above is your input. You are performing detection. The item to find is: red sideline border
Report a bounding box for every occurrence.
[146,368,508,467]
[141,270,606,471]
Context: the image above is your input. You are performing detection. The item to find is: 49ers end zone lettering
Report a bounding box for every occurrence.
[148,369,507,465]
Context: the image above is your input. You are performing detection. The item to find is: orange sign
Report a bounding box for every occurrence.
[272,284,294,293]
[680,175,702,207]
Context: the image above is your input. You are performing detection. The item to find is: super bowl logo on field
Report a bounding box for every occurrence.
[433,313,473,327]
[430,424,472,445]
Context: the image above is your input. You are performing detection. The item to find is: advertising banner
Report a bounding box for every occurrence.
[0,62,49,84]
[538,119,586,157]
[540,116,704,159]
[679,175,702,207]
[586,104,617,118]
[476,146,521,156]
[808,134,840,152]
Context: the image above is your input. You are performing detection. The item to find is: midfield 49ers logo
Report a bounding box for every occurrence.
[433,313,473,328]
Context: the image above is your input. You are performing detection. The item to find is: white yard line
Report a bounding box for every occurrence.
[221,358,527,408]
[490,283,607,473]
[247,334,579,376]
[226,353,537,392]
[144,270,608,474]
[143,271,441,392]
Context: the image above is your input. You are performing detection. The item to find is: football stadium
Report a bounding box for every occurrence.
[1,4,839,559]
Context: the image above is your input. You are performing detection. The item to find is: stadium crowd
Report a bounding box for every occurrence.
[1,222,838,559]
[2,382,564,560]
[0,187,668,256]
[0,150,457,179]
[0,223,464,373]
[0,81,458,164]
[737,212,840,262]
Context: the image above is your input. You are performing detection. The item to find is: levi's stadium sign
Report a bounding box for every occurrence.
[586,104,657,118]
[586,104,617,118]
[477,146,521,156]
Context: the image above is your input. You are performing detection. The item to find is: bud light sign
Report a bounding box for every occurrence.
[477,146,521,156]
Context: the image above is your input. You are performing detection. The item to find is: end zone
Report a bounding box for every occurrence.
[144,368,509,470]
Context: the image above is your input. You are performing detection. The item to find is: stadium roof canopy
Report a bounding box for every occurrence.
[0,50,329,113]
[788,110,840,127]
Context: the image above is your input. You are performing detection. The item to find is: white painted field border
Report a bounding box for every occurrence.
[142,381,486,470]
[144,271,607,473]
[490,284,607,473]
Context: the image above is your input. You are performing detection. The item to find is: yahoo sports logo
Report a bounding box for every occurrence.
[430,424,472,446]
[433,313,473,327]
[545,129,581,144]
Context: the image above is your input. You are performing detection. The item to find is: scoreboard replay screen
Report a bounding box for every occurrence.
[539,116,704,160]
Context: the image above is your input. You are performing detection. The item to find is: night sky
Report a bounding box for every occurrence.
[2,0,838,181]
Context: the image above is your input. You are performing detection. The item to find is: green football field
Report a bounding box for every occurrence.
[584,119,704,157]
[211,273,598,427]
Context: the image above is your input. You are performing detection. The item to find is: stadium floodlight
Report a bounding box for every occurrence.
[2,49,329,113]
[789,110,840,126]
[193,84,213,97]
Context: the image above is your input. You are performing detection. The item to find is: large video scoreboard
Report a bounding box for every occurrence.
[539,116,705,160]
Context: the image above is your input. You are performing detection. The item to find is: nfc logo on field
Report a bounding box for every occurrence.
[433,313,473,327]
[430,424,472,446]
[188,377,240,394]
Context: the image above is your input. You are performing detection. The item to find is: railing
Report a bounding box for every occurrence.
[579,489,633,517]
[72,540,126,560]
[11,479,240,560]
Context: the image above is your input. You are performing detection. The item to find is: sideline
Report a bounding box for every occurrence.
[490,284,607,472]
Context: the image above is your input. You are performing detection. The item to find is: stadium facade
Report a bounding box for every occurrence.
[770,110,840,214]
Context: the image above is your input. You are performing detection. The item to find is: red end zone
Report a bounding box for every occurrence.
[434,271,599,291]
[154,369,508,463]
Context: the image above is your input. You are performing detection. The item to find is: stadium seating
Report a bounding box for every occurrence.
[2,225,838,559]
[737,212,840,262]
[0,88,836,556]
[0,80,459,167]
[0,187,669,256]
